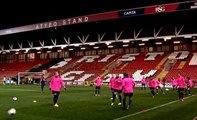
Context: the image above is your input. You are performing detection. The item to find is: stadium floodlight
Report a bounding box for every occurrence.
[142,39,149,41]
[105,41,112,46]
[155,42,162,45]
[93,46,99,49]
[108,45,113,48]
[139,43,145,46]
[164,37,171,41]
[123,44,129,47]
[89,43,95,46]
[184,35,192,38]
[173,41,180,44]
[192,40,197,43]
[81,47,86,50]
[68,48,74,51]
[123,40,130,43]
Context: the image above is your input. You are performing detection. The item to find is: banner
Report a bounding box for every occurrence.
[0,1,196,36]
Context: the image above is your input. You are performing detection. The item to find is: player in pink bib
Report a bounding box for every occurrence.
[177,73,185,101]
[156,78,165,94]
[171,77,177,90]
[185,77,193,95]
[122,73,135,110]
[141,77,146,90]
[109,75,115,99]
[149,78,157,98]
[50,72,66,107]
[111,75,123,106]
[95,77,103,96]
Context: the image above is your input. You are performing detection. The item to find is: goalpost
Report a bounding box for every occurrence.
[17,72,44,85]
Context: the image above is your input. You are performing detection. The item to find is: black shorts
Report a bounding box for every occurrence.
[96,86,101,89]
[157,86,161,89]
[52,91,60,95]
[123,93,133,97]
[114,89,122,93]
[150,87,155,90]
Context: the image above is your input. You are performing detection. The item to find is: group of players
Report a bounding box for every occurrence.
[94,72,194,110]
[95,73,135,110]
[47,71,193,109]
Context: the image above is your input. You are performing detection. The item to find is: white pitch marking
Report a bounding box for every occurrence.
[114,94,196,120]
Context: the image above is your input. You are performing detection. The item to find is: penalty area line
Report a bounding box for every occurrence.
[114,94,196,120]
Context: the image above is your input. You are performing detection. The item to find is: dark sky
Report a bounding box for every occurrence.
[0,0,191,29]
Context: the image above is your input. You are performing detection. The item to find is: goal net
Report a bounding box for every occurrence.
[17,72,44,85]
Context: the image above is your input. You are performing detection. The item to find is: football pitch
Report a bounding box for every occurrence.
[0,85,197,120]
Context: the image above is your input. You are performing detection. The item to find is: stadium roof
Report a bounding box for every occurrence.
[0,0,197,52]
[0,0,192,29]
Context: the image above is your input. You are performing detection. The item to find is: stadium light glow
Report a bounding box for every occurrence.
[142,39,149,41]
[89,43,95,46]
[192,40,197,43]
[57,50,62,52]
[164,37,171,41]
[123,40,130,43]
[184,35,192,38]
[139,43,145,46]
[173,41,180,44]
[105,42,112,46]
[81,47,86,50]
[155,42,162,45]
[123,44,129,47]
[108,45,113,48]
[94,46,99,49]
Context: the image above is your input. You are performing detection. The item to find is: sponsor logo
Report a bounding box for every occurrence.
[123,10,136,16]
[190,2,197,9]
[155,6,165,13]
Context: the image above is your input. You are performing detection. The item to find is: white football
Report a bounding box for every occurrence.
[165,88,169,91]
[8,108,16,115]
[12,97,17,101]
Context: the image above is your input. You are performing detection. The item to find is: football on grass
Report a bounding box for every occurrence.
[8,108,16,116]
[12,97,17,101]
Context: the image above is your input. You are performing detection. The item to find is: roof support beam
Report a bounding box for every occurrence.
[8,44,13,50]
[39,40,45,47]
[63,37,70,45]
[115,31,123,41]
[18,43,23,49]
[154,27,163,38]
[28,41,33,48]
[175,25,184,37]
[98,33,106,43]
[134,29,142,40]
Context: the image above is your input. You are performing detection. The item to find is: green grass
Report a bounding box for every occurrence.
[0,85,196,120]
